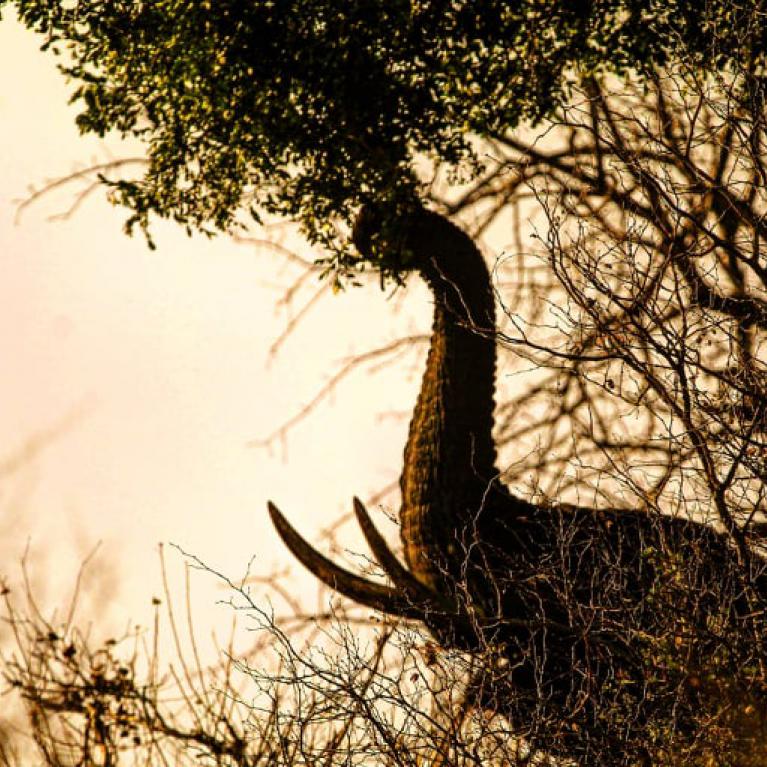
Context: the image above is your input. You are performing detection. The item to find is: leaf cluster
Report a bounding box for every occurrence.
[5,0,766,266]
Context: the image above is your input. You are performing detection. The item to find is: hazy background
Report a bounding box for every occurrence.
[0,10,427,641]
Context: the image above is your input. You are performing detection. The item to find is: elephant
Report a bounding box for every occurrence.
[268,205,767,762]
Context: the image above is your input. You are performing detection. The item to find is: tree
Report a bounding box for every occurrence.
[3,1,767,764]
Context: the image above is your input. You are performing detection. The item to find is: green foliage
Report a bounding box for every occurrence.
[4,0,766,270]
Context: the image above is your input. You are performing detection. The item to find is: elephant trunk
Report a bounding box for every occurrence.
[355,208,500,602]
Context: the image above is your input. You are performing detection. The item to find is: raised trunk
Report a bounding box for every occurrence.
[394,211,500,594]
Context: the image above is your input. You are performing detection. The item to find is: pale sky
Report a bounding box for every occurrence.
[0,11,426,641]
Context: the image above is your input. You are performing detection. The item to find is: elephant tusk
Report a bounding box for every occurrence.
[267,501,425,620]
[352,497,452,611]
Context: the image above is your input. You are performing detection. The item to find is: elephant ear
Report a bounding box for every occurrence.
[268,500,430,620]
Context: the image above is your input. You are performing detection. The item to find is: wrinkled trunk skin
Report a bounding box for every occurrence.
[354,208,535,638]
[394,212,500,595]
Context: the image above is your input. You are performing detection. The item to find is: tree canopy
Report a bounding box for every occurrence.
[4,0,766,269]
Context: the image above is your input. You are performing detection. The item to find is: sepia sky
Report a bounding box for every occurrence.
[0,10,426,639]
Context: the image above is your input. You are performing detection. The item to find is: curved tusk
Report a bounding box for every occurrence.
[352,497,447,609]
[267,501,424,620]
